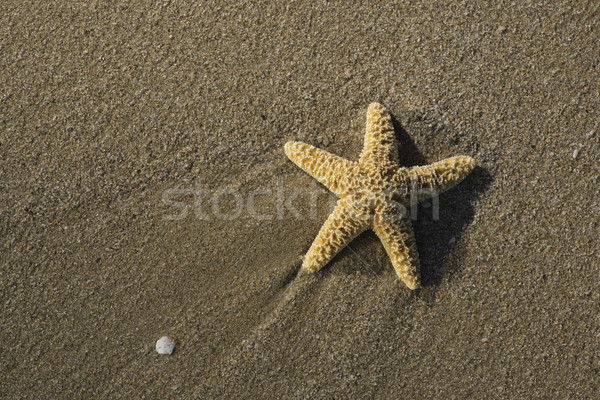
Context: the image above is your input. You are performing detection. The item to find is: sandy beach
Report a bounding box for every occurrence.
[1,1,599,398]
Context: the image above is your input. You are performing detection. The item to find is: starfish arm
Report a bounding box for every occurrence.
[301,198,369,274]
[403,155,475,204]
[359,102,399,168]
[372,211,420,290]
[284,141,359,196]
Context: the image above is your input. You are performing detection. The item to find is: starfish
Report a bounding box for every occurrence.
[284,102,475,289]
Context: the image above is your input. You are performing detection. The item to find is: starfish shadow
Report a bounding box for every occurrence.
[414,167,491,289]
[390,114,493,292]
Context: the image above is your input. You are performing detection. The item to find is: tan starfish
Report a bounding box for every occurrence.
[284,102,475,289]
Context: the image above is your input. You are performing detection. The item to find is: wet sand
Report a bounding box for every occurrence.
[1,1,599,398]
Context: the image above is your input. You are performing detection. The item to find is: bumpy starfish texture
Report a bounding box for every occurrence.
[284,103,475,289]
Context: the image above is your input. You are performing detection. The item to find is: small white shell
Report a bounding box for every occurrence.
[155,336,175,354]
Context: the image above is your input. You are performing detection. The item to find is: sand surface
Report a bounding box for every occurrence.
[1,1,599,398]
